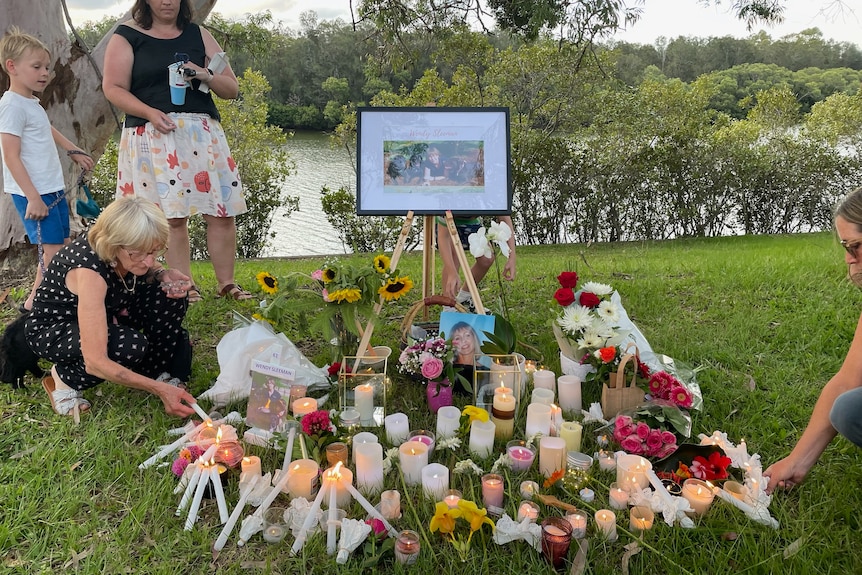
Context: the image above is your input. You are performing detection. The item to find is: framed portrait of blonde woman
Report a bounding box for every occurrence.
[356,106,511,215]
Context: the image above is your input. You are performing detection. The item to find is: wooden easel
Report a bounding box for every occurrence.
[354,210,484,359]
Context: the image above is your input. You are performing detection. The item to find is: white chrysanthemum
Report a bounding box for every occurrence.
[581,281,613,296]
[437,436,462,451]
[382,458,393,475]
[454,459,484,476]
[491,453,510,473]
[557,305,593,334]
[596,300,621,323]
[385,447,400,460]
[468,228,493,259]
[487,221,512,257]
[577,330,604,350]
[591,317,617,340]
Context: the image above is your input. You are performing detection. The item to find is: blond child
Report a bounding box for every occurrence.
[0,27,94,312]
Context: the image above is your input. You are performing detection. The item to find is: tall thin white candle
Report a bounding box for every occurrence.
[213,474,260,553]
[175,463,203,516]
[290,477,331,555]
[185,462,210,530]
[191,401,210,421]
[140,418,211,469]
[343,481,399,538]
[327,466,339,555]
[281,425,297,473]
[210,463,230,524]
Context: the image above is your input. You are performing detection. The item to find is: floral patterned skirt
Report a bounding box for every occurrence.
[116,113,247,219]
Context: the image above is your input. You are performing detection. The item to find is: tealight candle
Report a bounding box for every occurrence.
[468,419,496,458]
[517,500,540,522]
[520,480,539,500]
[421,463,449,501]
[538,436,566,478]
[292,397,317,417]
[609,482,629,509]
[682,478,715,516]
[597,450,616,471]
[395,529,421,565]
[436,405,461,439]
[579,488,595,502]
[384,412,410,445]
[525,402,552,438]
[556,374,582,413]
[629,505,654,534]
[594,509,618,541]
[481,473,505,511]
[354,440,385,495]
[443,489,462,509]
[559,421,582,453]
[355,383,375,421]
[408,429,435,453]
[533,369,555,392]
[398,441,429,485]
[506,440,537,472]
[565,511,588,538]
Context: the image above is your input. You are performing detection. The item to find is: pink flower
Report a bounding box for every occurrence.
[311,269,324,280]
[322,289,331,302]
[661,430,677,445]
[646,429,663,450]
[670,386,693,408]
[614,415,633,430]
[301,409,332,436]
[620,435,643,453]
[635,422,650,439]
[617,422,636,438]
[171,457,190,477]
[654,443,678,458]
[421,356,444,380]
[366,518,388,539]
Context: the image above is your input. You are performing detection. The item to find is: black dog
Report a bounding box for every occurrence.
[0,313,43,388]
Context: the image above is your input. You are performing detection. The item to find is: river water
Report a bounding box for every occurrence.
[262,131,355,258]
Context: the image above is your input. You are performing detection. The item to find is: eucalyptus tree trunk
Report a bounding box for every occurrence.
[0,0,217,277]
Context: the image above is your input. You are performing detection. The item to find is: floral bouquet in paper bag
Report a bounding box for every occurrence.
[610,402,692,459]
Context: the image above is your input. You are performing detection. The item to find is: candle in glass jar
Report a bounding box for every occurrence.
[398,441,428,485]
[421,463,449,501]
[506,440,536,472]
[594,509,618,541]
[629,505,654,534]
[443,489,462,509]
[394,529,421,565]
[286,458,320,500]
[292,396,317,417]
[407,429,436,453]
[723,480,747,501]
[355,383,375,421]
[565,511,588,538]
[517,500,540,522]
[597,450,616,471]
[682,478,715,516]
[325,442,349,467]
[380,489,401,520]
[616,454,651,491]
[540,517,573,569]
[482,473,505,511]
[609,482,629,510]
[520,480,539,500]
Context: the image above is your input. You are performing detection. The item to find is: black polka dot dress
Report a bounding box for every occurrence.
[25,235,191,391]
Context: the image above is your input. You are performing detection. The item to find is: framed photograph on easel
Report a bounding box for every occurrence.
[356,106,511,215]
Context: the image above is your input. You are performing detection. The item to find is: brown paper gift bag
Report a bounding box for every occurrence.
[600,345,644,417]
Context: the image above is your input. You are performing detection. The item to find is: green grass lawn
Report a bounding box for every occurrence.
[2,232,861,574]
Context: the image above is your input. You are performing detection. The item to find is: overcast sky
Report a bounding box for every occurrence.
[66,0,860,46]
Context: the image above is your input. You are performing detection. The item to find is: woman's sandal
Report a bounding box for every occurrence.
[217,283,253,301]
[42,373,90,425]
[187,285,202,304]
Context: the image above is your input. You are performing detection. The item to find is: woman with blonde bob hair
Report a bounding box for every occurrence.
[25,197,198,420]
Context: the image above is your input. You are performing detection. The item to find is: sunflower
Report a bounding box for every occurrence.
[256,271,278,294]
[378,275,413,301]
[328,287,362,304]
[322,267,337,283]
[373,254,390,273]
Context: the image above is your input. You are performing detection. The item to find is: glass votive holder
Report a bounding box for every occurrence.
[395,529,421,564]
[662,478,682,496]
[629,505,655,535]
[443,489,462,509]
[724,480,747,501]
[597,449,616,471]
[506,439,537,472]
[318,507,348,531]
[340,408,361,434]
[262,506,288,544]
[517,500,540,522]
[608,482,629,510]
[520,480,540,500]
[326,442,349,467]
[407,429,435,452]
[565,510,588,539]
[540,516,573,569]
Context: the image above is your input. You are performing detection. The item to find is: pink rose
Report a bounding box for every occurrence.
[366,518,388,539]
[635,422,650,439]
[618,423,636,438]
[421,357,444,380]
[661,430,677,445]
[646,429,663,450]
[614,415,633,430]
[620,436,643,453]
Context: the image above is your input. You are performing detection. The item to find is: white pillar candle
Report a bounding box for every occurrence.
[525,402,552,439]
[468,419,496,458]
[481,473,505,510]
[353,431,379,445]
[354,440,385,495]
[292,397,318,417]
[421,463,450,501]
[354,383,375,421]
[286,458,320,500]
[559,421,583,453]
[435,405,462,439]
[538,436,567,478]
[556,374,582,413]
[398,441,429,485]
[385,412,410,445]
[629,505,654,533]
[492,386,516,440]
[608,482,629,510]
[531,387,555,405]
[616,454,651,491]
[682,478,715,516]
[533,369,555,391]
[594,509,617,541]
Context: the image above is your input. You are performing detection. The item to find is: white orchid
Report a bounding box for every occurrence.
[468,227,493,259]
[486,221,513,257]
[468,221,513,259]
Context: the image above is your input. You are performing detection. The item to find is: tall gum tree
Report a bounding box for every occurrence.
[0,0,217,275]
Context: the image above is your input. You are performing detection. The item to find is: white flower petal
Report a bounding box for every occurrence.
[581,282,613,296]
[468,228,493,259]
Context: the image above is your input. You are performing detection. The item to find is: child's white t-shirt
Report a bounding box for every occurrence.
[0,91,65,196]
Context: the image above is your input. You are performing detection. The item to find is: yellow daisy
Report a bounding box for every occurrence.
[373,254,390,273]
[378,276,414,301]
[256,271,278,294]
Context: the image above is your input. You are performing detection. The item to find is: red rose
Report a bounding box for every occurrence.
[579,291,601,308]
[553,288,575,307]
[327,362,342,376]
[598,346,617,363]
[557,271,578,288]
